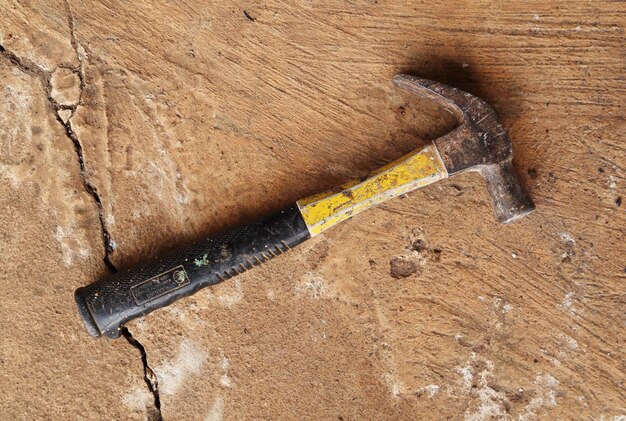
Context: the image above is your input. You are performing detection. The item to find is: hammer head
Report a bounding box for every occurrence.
[393,74,535,224]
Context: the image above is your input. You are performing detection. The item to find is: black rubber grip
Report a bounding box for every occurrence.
[75,205,310,338]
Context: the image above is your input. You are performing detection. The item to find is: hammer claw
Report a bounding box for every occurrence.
[393,74,496,131]
[393,74,479,120]
[393,73,535,222]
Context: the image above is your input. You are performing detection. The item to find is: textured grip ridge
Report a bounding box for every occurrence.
[75,205,310,338]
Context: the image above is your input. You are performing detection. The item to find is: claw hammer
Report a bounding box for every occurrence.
[75,75,535,338]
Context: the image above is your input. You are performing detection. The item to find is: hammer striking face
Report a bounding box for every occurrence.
[76,76,535,338]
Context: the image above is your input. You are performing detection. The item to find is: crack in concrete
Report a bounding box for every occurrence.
[63,0,86,119]
[2,12,165,418]
[122,327,163,421]
[0,41,116,272]
[1,24,167,419]
[62,9,164,417]
[1,43,163,419]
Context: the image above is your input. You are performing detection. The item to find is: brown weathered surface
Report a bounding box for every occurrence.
[0,58,147,418]
[1,1,624,419]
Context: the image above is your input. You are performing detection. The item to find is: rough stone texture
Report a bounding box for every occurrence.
[0,61,147,418]
[1,1,624,420]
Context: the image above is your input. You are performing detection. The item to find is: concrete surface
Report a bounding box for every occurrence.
[1,0,624,420]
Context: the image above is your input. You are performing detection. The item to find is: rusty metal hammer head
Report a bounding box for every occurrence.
[393,74,535,223]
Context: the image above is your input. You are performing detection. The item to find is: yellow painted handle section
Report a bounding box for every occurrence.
[296,144,448,236]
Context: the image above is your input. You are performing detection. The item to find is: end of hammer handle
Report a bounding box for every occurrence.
[74,289,101,337]
[74,205,310,339]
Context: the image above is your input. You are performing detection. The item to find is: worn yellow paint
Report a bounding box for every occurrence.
[297,145,448,236]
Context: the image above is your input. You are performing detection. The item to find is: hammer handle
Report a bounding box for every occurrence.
[75,145,448,338]
[75,205,310,338]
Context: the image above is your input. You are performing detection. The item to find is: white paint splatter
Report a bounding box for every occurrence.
[294,272,328,299]
[384,372,404,398]
[560,232,575,244]
[121,387,152,412]
[558,292,576,315]
[492,297,513,314]
[205,396,225,421]
[418,384,440,398]
[220,351,232,388]
[555,333,579,360]
[471,369,506,419]
[519,373,559,420]
[218,279,243,307]
[466,370,508,421]
[455,354,508,421]
[563,335,578,351]
[1,80,34,164]
[0,163,21,188]
[145,161,171,201]
[456,358,474,392]
[175,190,188,206]
[379,340,405,399]
[208,279,243,307]
[156,339,207,396]
[55,225,77,267]
[608,175,617,190]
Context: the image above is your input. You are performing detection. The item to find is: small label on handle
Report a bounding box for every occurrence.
[131,266,190,306]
